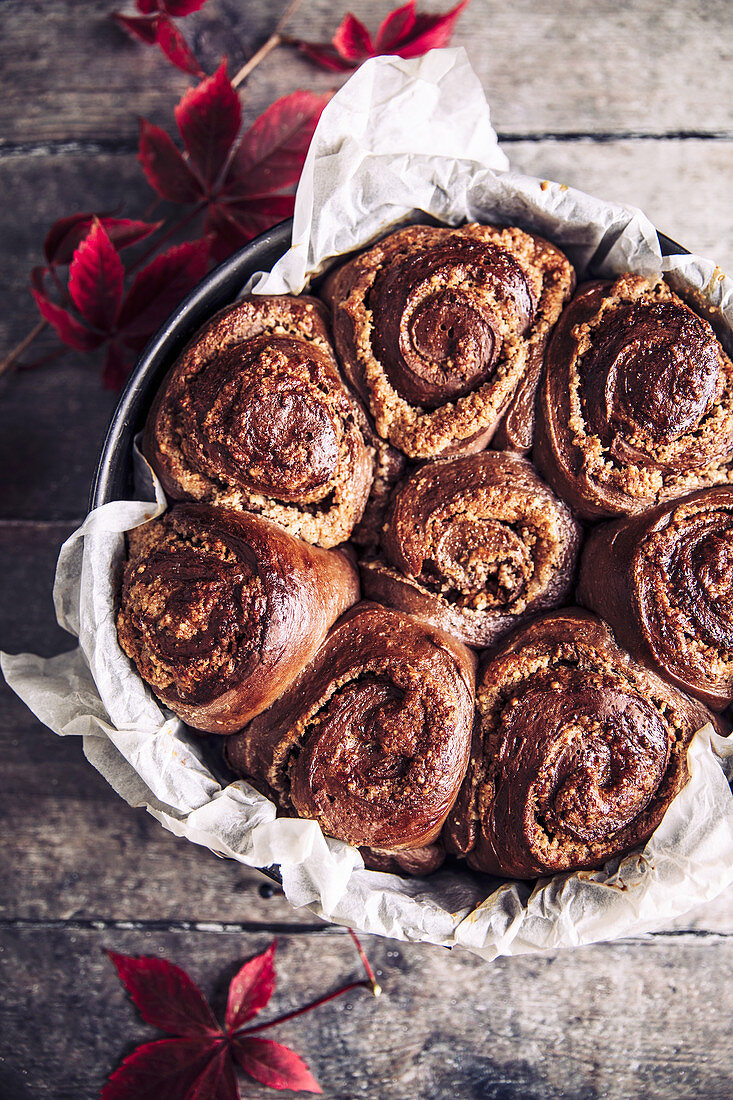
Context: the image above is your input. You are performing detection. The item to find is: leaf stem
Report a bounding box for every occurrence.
[347,928,381,996]
[235,979,373,1037]
[0,319,47,380]
[127,201,207,273]
[231,0,304,88]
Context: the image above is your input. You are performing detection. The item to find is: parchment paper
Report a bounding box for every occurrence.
[4,48,733,960]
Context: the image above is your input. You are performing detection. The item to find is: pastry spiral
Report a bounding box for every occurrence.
[144,296,374,548]
[361,452,581,647]
[445,609,713,878]
[322,224,575,458]
[578,487,733,711]
[116,504,359,733]
[224,603,476,862]
[535,274,733,520]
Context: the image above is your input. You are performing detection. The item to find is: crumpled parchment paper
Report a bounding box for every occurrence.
[4,48,733,961]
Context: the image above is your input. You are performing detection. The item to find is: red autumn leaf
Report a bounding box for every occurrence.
[101,1037,225,1100]
[44,213,161,266]
[139,70,329,259]
[174,60,241,189]
[112,11,159,44]
[31,288,105,351]
[111,0,207,76]
[294,0,471,70]
[225,939,276,1032]
[233,1037,322,1094]
[223,90,330,199]
[385,0,471,56]
[154,15,204,77]
[204,195,294,263]
[138,119,202,203]
[107,951,221,1037]
[375,2,417,50]
[117,239,209,340]
[332,13,375,60]
[68,221,124,331]
[105,936,378,1097]
[186,1047,239,1100]
[294,42,355,73]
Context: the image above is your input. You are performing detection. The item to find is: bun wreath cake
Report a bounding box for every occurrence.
[445,609,716,878]
[144,295,376,549]
[224,602,476,874]
[361,451,581,647]
[535,274,733,521]
[116,504,359,733]
[322,223,575,459]
[578,487,733,712]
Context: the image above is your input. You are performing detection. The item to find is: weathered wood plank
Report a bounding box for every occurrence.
[2,1,732,148]
[1,926,733,1099]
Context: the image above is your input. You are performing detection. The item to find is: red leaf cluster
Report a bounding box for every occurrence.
[111,0,210,76]
[31,217,207,388]
[294,0,471,71]
[103,942,322,1098]
[138,62,330,261]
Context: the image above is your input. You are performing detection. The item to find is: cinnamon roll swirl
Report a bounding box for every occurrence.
[361,452,581,647]
[535,274,733,520]
[445,610,714,878]
[224,603,476,862]
[322,224,575,458]
[144,296,374,548]
[116,504,359,733]
[578,488,733,711]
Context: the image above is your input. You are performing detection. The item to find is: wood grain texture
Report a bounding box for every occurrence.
[2,0,732,147]
[1,927,733,1099]
[2,1,733,1096]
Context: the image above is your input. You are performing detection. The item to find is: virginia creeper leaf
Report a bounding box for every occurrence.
[101,1037,224,1100]
[222,90,331,199]
[161,0,211,16]
[186,1047,239,1100]
[295,0,471,68]
[389,0,471,57]
[332,13,375,60]
[107,951,221,1037]
[174,60,241,189]
[138,119,202,203]
[233,1037,322,1094]
[117,239,209,337]
[68,222,124,331]
[154,15,204,77]
[31,289,105,351]
[44,213,160,266]
[225,939,276,1032]
[375,2,418,50]
[111,12,159,45]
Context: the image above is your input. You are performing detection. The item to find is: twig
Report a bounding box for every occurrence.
[231,0,304,88]
[0,319,47,380]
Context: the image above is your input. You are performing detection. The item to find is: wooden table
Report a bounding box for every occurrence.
[1,2,732,1096]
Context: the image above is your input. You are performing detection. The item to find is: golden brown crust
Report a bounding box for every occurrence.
[578,487,733,711]
[116,503,360,733]
[444,609,716,878]
[323,224,575,458]
[360,452,581,647]
[143,295,374,548]
[535,275,733,520]
[224,602,476,856]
